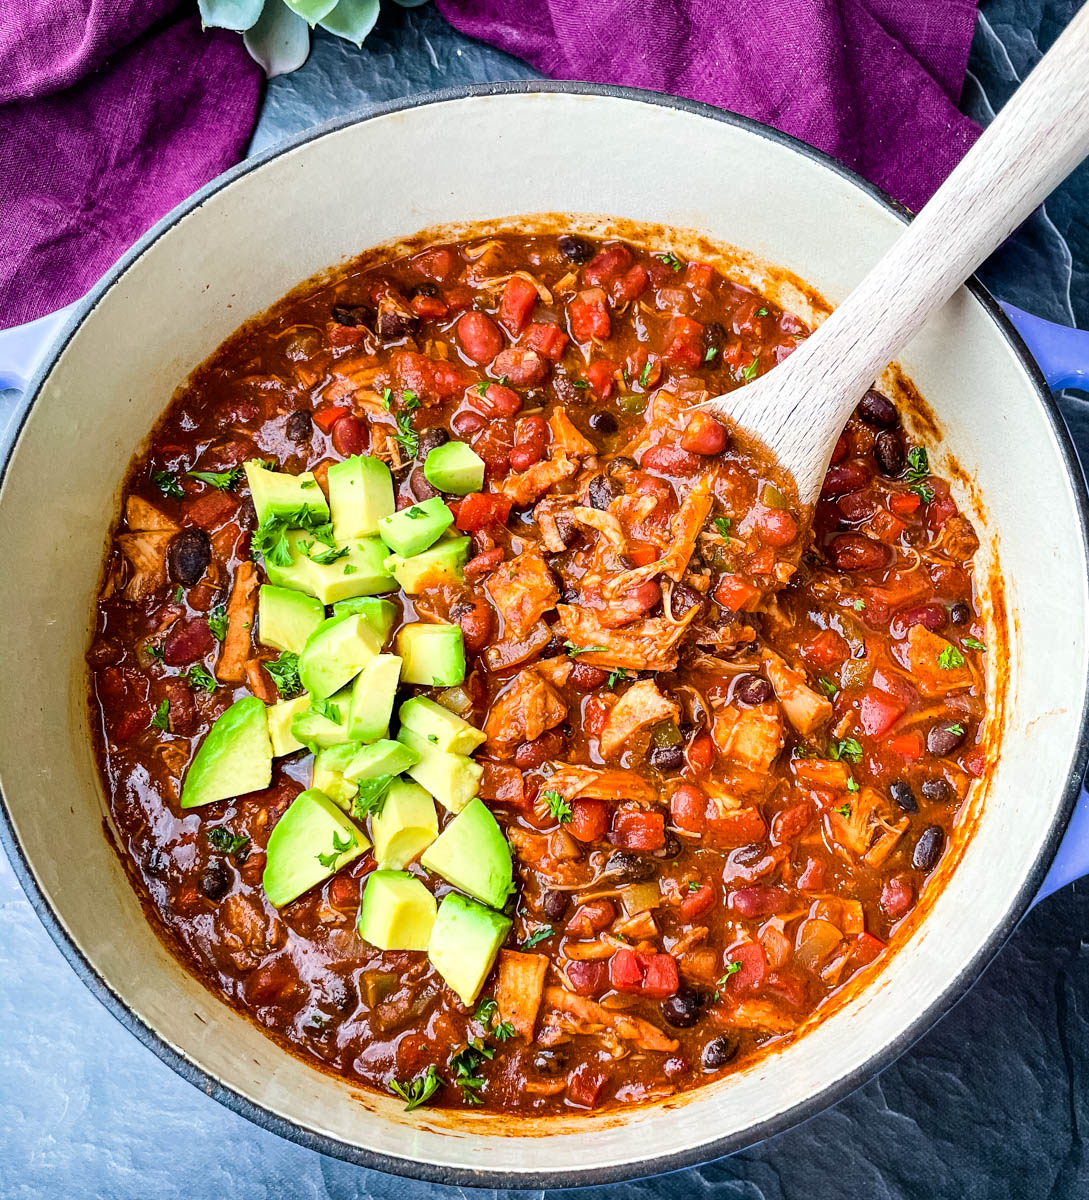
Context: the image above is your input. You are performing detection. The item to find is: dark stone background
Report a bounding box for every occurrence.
[2,3,1088,1196]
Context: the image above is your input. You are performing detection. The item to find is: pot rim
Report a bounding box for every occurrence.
[2,79,1088,1188]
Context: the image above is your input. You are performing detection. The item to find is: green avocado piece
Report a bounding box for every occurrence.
[427,892,511,1006]
[313,741,363,810]
[346,654,402,743]
[267,693,311,757]
[332,596,398,645]
[262,788,369,908]
[264,532,395,606]
[358,870,436,951]
[420,796,513,909]
[244,459,328,526]
[258,585,324,654]
[423,442,485,495]
[290,686,353,751]
[298,613,381,699]
[395,622,466,687]
[180,697,272,809]
[398,728,482,813]
[398,695,486,755]
[384,536,470,594]
[345,738,419,782]
[371,779,438,869]
[377,496,454,557]
[328,454,395,540]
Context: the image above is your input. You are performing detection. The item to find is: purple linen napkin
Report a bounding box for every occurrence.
[435,0,981,214]
[0,2,262,330]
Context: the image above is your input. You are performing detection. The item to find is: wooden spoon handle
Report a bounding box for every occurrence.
[715,2,1089,503]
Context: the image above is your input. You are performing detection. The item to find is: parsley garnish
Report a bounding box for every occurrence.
[150,698,170,731]
[474,997,498,1024]
[208,605,229,642]
[382,387,393,410]
[316,830,353,869]
[309,697,341,724]
[572,378,589,389]
[187,664,216,692]
[351,774,396,821]
[152,470,184,499]
[741,355,760,382]
[938,645,965,670]
[145,641,164,662]
[756,307,769,317]
[251,506,326,568]
[308,543,348,565]
[910,481,935,503]
[639,360,653,387]
[449,1039,495,1105]
[704,346,719,362]
[174,586,185,604]
[962,636,986,651]
[657,252,683,272]
[564,641,607,658]
[830,737,863,764]
[905,447,930,483]
[835,802,852,817]
[817,677,838,699]
[852,599,866,612]
[846,776,859,794]
[688,880,700,892]
[542,789,572,824]
[493,1021,516,1043]
[717,961,742,985]
[405,505,427,520]
[392,389,421,457]
[187,466,241,491]
[946,723,965,736]
[343,564,357,575]
[207,827,250,858]
[713,516,732,540]
[389,1064,442,1112]
[607,668,630,689]
[522,925,554,949]
[263,651,301,697]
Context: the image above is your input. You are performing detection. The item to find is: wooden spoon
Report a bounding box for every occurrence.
[702,3,1089,508]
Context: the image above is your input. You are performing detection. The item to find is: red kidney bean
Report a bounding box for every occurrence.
[453,596,495,652]
[889,603,946,639]
[457,311,504,363]
[858,389,899,428]
[821,464,870,495]
[569,662,609,691]
[641,445,703,476]
[493,347,549,387]
[451,408,487,436]
[508,444,544,472]
[755,507,797,547]
[163,619,214,665]
[836,490,877,523]
[331,414,367,457]
[462,548,504,582]
[670,784,707,833]
[828,533,890,572]
[728,885,790,918]
[565,960,608,997]
[679,411,728,455]
[568,900,615,937]
[880,876,914,919]
[513,728,565,769]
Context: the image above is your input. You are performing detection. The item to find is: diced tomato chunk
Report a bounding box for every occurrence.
[468,382,523,417]
[498,275,539,335]
[887,731,924,760]
[680,883,715,921]
[608,947,645,991]
[313,405,350,433]
[610,263,649,305]
[706,807,766,846]
[684,261,714,290]
[566,1063,608,1109]
[185,490,238,530]
[583,243,632,286]
[803,628,848,667]
[797,856,826,892]
[854,931,887,965]
[328,322,367,347]
[869,509,907,542]
[859,687,907,737]
[523,322,569,361]
[889,490,921,516]
[722,941,766,993]
[663,316,705,367]
[772,801,811,843]
[412,246,455,281]
[755,506,798,547]
[625,540,659,567]
[586,359,617,399]
[610,807,666,851]
[640,953,679,999]
[714,574,760,612]
[454,492,512,531]
[963,746,986,777]
[686,731,716,773]
[583,695,612,738]
[569,798,608,843]
[163,619,214,666]
[568,288,611,342]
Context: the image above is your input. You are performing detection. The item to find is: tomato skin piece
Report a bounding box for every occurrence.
[610,807,666,851]
[568,288,611,341]
[663,315,705,367]
[566,1064,609,1109]
[568,798,609,842]
[457,311,504,364]
[803,628,848,668]
[887,730,925,760]
[498,275,538,335]
[889,490,921,516]
[583,243,633,285]
[859,686,907,737]
[453,492,512,531]
[640,953,679,999]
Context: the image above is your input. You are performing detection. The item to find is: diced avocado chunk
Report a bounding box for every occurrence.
[378,496,454,557]
[398,695,486,755]
[395,622,466,687]
[420,797,513,909]
[245,459,328,526]
[332,596,398,645]
[427,893,511,1006]
[424,442,485,495]
[261,529,318,595]
[291,686,353,751]
[371,779,438,869]
[385,536,470,594]
[398,728,482,813]
[181,697,272,809]
[298,613,381,699]
[358,870,436,951]
[265,532,395,605]
[267,693,311,757]
[328,455,395,540]
[263,788,369,908]
[346,654,402,743]
[313,741,363,810]
[258,585,324,654]
[345,738,419,782]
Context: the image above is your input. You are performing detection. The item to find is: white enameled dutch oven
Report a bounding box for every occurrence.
[2,84,1089,1187]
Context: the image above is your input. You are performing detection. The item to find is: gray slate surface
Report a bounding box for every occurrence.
[2,3,1088,1197]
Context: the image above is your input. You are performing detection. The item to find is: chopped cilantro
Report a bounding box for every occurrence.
[449,1039,495,1105]
[382,387,393,409]
[852,598,866,612]
[910,481,935,503]
[316,830,353,869]
[835,802,852,817]
[657,252,683,272]
[717,961,742,985]
[542,789,572,824]
[962,636,986,651]
[207,827,250,858]
[150,698,170,731]
[392,389,421,457]
[688,880,700,893]
[946,723,965,736]
[817,677,838,699]
[263,651,301,697]
[564,641,607,658]
[572,378,589,389]
[846,776,859,794]
[145,641,165,662]
[174,585,185,604]
[187,664,216,692]
[607,668,630,689]
[493,1021,516,1043]
[309,697,341,724]
[905,447,930,483]
[756,307,769,317]
[741,355,760,382]
[639,360,653,387]
[151,470,184,499]
[308,543,348,565]
[343,564,357,575]
[938,645,965,670]
[474,997,498,1024]
[830,737,863,764]
[352,774,396,821]
[389,1064,442,1112]
[187,465,241,491]
[522,925,554,949]
[208,605,229,642]
[704,346,719,362]
[713,516,732,540]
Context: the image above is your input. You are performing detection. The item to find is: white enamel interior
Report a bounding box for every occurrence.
[0,90,1086,1182]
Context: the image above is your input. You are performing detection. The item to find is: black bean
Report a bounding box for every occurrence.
[167,528,211,587]
[655,834,683,860]
[284,410,313,442]
[889,780,918,813]
[416,427,449,457]
[331,304,369,327]
[540,889,569,922]
[411,281,439,299]
[588,473,620,510]
[704,321,727,353]
[408,466,440,501]
[376,307,416,343]
[588,410,618,435]
[670,583,706,619]
[533,1047,567,1075]
[601,851,656,883]
[540,637,566,659]
[199,860,231,902]
[921,778,953,804]
[733,842,765,867]
[734,674,773,706]
[649,745,685,772]
[701,1034,739,1070]
[927,722,966,756]
[144,847,170,879]
[661,988,704,1028]
[949,602,971,625]
[606,455,639,480]
[558,234,594,263]
[874,430,906,476]
[912,825,944,872]
[858,389,899,428]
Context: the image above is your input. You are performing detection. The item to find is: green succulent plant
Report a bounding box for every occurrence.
[199,0,428,76]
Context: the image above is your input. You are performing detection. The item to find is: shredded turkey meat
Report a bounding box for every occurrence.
[542,987,678,1053]
[484,664,568,753]
[485,547,559,641]
[555,603,699,671]
[598,679,680,760]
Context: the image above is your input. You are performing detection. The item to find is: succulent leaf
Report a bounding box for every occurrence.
[318,0,380,45]
[243,1,312,76]
[282,0,340,23]
[198,0,268,29]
